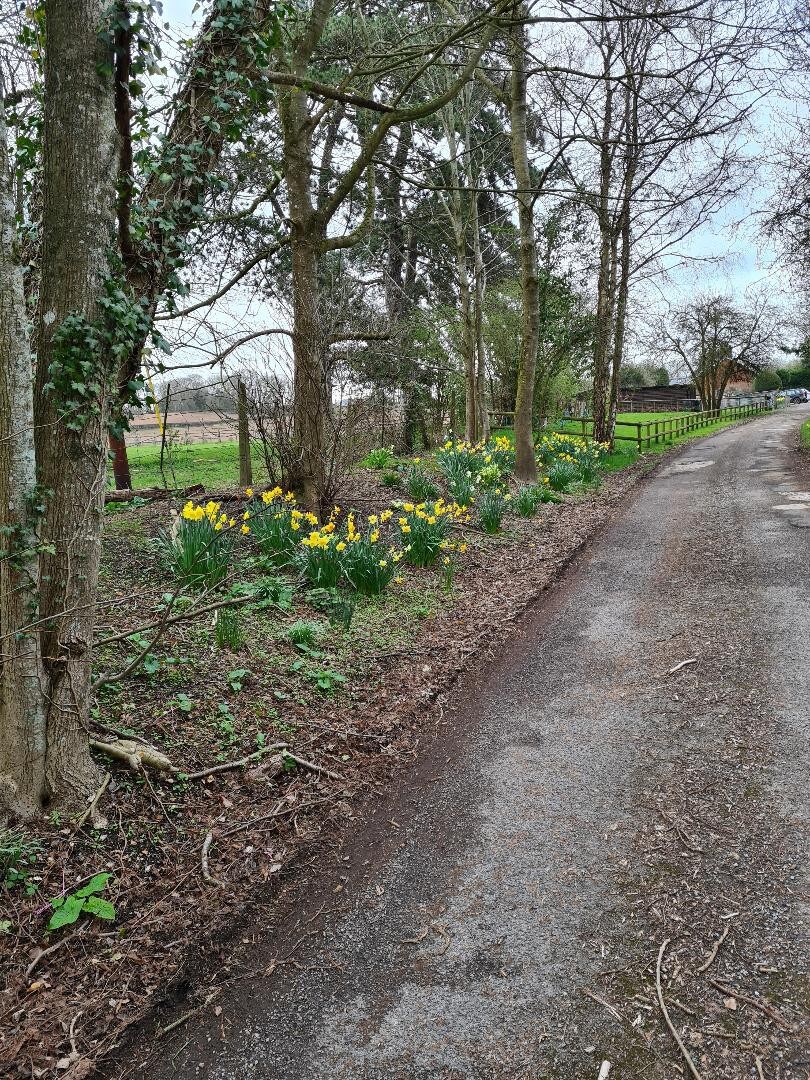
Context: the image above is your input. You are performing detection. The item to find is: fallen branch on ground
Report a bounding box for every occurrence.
[89,738,174,773]
[282,751,344,782]
[73,773,111,832]
[666,658,697,675]
[105,484,203,504]
[707,978,794,1031]
[580,987,623,1023]
[201,832,225,888]
[157,989,221,1036]
[695,923,731,973]
[182,745,288,782]
[26,926,88,979]
[656,939,704,1080]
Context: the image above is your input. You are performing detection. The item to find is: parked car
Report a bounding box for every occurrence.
[791,387,809,403]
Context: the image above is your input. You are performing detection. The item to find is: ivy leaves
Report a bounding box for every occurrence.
[43,276,164,438]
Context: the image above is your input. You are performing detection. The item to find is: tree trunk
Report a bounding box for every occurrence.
[457,234,477,444]
[591,34,617,446]
[470,184,489,441]
[280,75,328,512]
[0,93,48,819]
[108,432,132,490]
[510,7,539,482]
[29,0,118,809]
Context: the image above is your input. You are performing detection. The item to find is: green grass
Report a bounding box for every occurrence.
[121,406,766,492]
[122,440,268,490]
[801,419,810,450]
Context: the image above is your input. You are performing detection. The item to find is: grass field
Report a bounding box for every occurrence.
[553,409,760,450]
[124,440,270,490]
[120,407,762,493]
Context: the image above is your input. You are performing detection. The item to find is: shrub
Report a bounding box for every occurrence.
[361,447,395,469]
[753,369,782,392]
[381,469,401,489]
[405,463,439,501]
[161,500,233,589]
[398,498,463,567]
[478,489,508,533]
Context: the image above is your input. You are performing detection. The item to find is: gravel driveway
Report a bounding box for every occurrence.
[127,408,810,1080]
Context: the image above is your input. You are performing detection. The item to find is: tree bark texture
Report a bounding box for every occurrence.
[0,94,48,819]
[30,0,118,809]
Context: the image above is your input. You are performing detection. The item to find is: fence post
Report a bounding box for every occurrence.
[237,378,253,488]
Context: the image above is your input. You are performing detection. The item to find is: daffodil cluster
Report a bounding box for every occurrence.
[165,499,233,589]
[297,512,345,587]
[342,511,403,595]
[537,432,607,491]
[436,436,516,503]
[438,537,468,591]
[398,498,466,567]
[248,487,318,564]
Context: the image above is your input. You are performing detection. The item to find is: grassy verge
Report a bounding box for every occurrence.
[801,418,810,450]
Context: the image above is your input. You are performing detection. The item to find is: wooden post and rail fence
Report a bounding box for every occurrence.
[488,402,771,451]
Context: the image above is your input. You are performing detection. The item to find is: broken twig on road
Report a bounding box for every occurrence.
[695,922,731,973]
[666,657,698,675]
[656,939,704,1080]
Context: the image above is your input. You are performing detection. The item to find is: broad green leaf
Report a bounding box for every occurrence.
[82,896,116,921]
[75,872,110,898]
[47,895,84,931]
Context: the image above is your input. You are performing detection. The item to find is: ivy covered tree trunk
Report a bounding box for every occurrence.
[0,93,47,819]
[510,7,539,482]
[30,0,118,809]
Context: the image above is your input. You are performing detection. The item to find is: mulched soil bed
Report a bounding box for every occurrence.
[0,457,659,1079]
